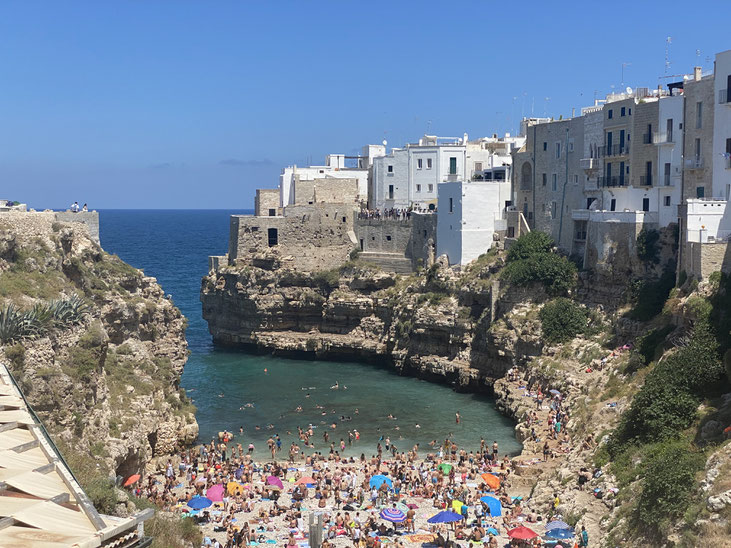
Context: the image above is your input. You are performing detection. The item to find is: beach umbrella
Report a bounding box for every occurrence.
[545,528,575,540]
[369,475,393,490]
[407,503,418,509]
[195,477,207,485]
[427,510,464,524]
[123,474,141,487]
[549,389,561,396]
[486,527,499,536]
[266,476,284,489]
[438,463,453,474]
[508,526,538,540]
[295,476,316,486]
[479,495,502,517]
[188,496,213,510]
[545,520,570,531]
[480,473,500,490]
[380,508,406,523]
[451,500,463,513]
[227,481,244,495]
[206,484,225,502]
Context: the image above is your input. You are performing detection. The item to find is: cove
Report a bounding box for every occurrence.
[99,209,520,458]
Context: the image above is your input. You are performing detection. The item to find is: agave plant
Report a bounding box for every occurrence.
[51,294,90,326]
[0,304,23,343]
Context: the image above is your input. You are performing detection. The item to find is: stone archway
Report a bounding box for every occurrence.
[520,162,532,190]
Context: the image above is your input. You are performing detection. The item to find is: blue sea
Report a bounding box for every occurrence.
[99,210,520,457]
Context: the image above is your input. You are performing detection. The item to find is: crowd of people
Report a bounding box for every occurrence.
[69,201,89,212]
[357,207,435,221]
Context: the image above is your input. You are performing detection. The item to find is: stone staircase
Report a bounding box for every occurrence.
[358,252,414,274]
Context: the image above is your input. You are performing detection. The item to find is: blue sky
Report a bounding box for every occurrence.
[0,1,728,209]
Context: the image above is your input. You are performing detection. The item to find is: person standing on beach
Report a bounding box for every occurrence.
[492,440,498,459]
[579,525,589,547]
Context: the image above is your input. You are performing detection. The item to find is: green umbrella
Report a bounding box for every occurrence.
[438,463,453,474]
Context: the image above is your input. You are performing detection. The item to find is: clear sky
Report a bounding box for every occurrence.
[1,1,728,209]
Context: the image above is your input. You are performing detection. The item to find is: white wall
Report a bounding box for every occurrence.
[686,199,729,242]
[437,181,509,265]
[372,149,410,209]
[712,50,731,200]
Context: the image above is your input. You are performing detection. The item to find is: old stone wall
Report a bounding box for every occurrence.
[682,240,731,279]
[292,177,359,205]
[53,211,100,244]
[682,76,715,200]
[354,213,437,267]
[228,204,357,271]
[255,189,281,216]
[631,100,659,186]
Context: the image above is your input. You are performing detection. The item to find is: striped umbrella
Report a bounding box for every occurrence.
[380,508,406,523]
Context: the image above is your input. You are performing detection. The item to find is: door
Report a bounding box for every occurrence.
[619,129,625,151]
[606,162,612,185]
[666,119,673,142]
[642,198,650,212]
[449,157,457,175]
[619,161,625,186]
[607,132,613,154]
[664,163,671,186]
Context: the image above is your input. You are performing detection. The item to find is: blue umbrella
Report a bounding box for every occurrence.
[486,527,499,536]
[545,528,575,540]
[479,495,502,517]
[545,520,570,531]
[380,508,406,523]
[369,475,393,490]
[427,510,464,524]
[188,496,213,510]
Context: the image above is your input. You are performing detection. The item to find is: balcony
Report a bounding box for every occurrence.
[652,132,674,145]
[662,173,680,186]
[598,176,627,188]
[580,158,600,171]
[443,173,460,182]
[639,175,653,187]
[684,157,704,169]
[597,144,629,157]
[720,89,730,105]
[642,133,652,145]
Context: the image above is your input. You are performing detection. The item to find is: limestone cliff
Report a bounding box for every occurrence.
[0,212,197,479]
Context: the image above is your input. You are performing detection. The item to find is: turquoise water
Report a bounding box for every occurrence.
[99,210,520,457]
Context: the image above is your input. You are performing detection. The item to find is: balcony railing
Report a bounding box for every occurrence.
[653,132,674,145]
[642,133,652,144]
[598,144,629,157]
[684,157,704,169]
[720,89,730,105]
[580,158,599,171]
[598,176,627,188]
[639,175,653,187]
[443,174,460,182]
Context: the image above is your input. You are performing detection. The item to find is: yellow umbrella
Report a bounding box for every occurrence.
[227,481,244,495]
[452,500,463,513]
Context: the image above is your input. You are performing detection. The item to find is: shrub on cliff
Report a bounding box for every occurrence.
[506,231,554,262]
[502,232,576,295]
[539,298,587,343]
[628,269,675,321]
[636,227,660,264]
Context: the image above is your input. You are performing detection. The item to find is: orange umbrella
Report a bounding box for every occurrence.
[296,476,316,485]
[481,473,500,490]
[123,474,141,487]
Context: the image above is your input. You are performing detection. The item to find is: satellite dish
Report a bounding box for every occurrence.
[382,139,387,146]
[626,86,633,95]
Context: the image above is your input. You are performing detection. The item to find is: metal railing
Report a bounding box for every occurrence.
[639,175,653,186]
[642,133,652,144]
[653,132,674,144]
[719,89,730,104]
[580,158,599,170]
[598,176,627,187]
[597,144,629,157]
[684,157,704,169]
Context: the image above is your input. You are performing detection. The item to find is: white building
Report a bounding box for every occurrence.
[280,145,385,207]
[436,180,512,265]
[371,133,524,211]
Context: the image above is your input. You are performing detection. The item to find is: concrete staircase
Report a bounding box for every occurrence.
[358,252,413,274]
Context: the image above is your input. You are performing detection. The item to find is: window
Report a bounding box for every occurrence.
[696,102,703,129]
[695,138,702,159]
[542,173,547,186]
[508,226,515,238]
[388,165,393,173]
[629,108,632,115]
[610,199,616,211]
[664,196,671,206]
[449,157,457,175]
[417,159,422,169]
[416,184,421,192]
[449,197,453,213]
[268,208,276,216]
[552,174,557,191]
[608,109,613,119]
[541,203,546,212]
[621,106,626,116]
[474,162,482,172]
[543,142,547,151]
[388,185,394,199]
[568,138,575,152]
[573,174,578,185]
[267,228,278,247]
[556,142,561,158]
[642,198,650,212]
[551,201,557,218]
[697,186,705,198]
[386,235,392,241]
[428,184,433,192]
[574,220,587,241]
[427,158,432,169]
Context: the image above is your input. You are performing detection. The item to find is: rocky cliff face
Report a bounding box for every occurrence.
[201,254,549,391]
[0,212,197,478]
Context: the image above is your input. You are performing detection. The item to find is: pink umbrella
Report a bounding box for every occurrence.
[266,476,284,489]
[206,484,225,502]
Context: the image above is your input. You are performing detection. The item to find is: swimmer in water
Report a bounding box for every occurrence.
[218,393,224,398]
[296,406,303,412]
[331,381,339,390]
[415,424,421,429]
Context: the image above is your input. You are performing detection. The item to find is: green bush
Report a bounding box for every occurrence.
[312,268,340,290]
[502,252,577,295]
[4,343,25,368]
[539,298,587,343]
[506,231,554,262]
[636,442,704,531]
[636,228,660,264]
[635,324,674,366]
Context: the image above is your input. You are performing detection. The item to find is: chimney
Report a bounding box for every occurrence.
[694,66,702,81]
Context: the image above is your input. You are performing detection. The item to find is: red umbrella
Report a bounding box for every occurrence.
[508,526,538,540]
[123,474,141,487]
[296,476,316,485]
